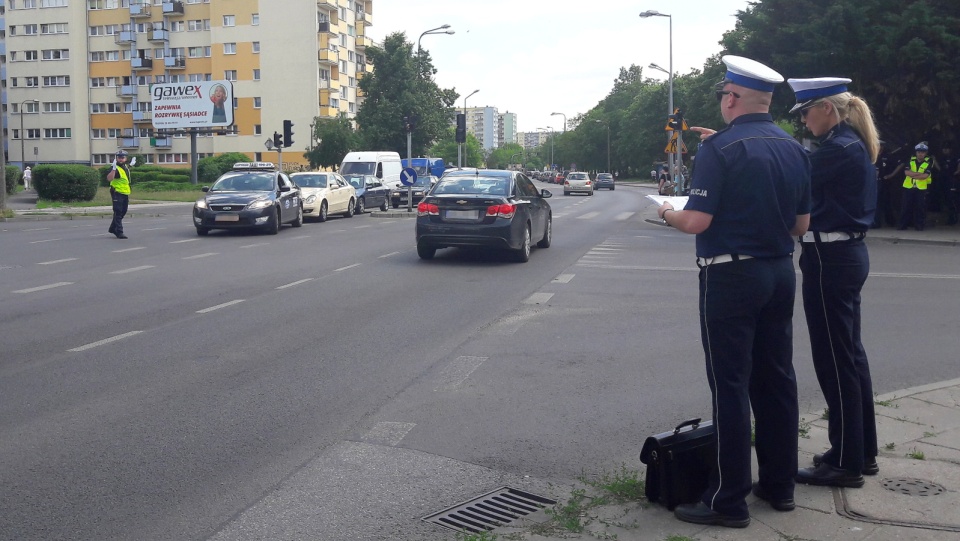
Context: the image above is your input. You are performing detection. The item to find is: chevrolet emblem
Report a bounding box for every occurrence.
[456,200,467,204]
[223,206,232,210]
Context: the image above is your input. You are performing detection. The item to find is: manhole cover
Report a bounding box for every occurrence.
[881,477,945,496]
[423,486,556,533]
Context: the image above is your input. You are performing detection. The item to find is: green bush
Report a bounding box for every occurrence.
[134,181,203,192]
[4,165,19,195]
[34,164,99,201]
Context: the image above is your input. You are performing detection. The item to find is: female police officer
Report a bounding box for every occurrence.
[787,78,881,488]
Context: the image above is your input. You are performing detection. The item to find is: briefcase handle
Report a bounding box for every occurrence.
[674,418,702,434]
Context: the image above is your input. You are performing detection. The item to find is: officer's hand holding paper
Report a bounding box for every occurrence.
[646,194,689,210]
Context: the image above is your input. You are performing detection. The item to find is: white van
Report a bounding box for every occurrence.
[339,151,402,213]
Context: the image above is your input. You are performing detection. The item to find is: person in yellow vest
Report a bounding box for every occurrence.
[886,142,932,231]
[105,150,132,239]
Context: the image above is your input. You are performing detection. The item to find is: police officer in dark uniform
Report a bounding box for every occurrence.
[106,150,132,239]
[787,78,882,488]
[657,56,811,527]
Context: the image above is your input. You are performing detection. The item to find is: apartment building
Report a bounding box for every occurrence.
[3,0,373,170]
[498,111,516,147]
[464,106,520,152]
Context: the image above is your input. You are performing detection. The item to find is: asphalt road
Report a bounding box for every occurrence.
[1,183,957,540]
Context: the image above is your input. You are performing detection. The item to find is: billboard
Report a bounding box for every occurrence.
[151,81,234,129]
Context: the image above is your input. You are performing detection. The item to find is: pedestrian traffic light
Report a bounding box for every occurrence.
[273,131,283,149]
[282,120,294,148]
[455,113,466,143]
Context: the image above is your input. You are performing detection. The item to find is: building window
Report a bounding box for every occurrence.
[254,97,261,108]
[253,69,261,81]
[171,21,184,32]
[252,41,260,53]
[42,49,70,60]
[41,0,68,6]
[41,23,68,34]
[26,77,40,87]
[44,128,72,139]
[44,102,71,113]
[330,98,339,109]
[254,124,261,136]
[92,129,106,139]
[251,13,259,25]
[44,75,70,87]
[223,15,235,27]
[91,103,105,113]
[223,43,236,55]
[224,70,237,81]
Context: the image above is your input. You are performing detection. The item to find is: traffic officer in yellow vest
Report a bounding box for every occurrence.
[887,142,932,231]
[106,150,132,239]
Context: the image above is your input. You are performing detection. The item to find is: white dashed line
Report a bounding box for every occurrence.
[29,238,62,244]
[23,227,51,232]
[13,282,74,294]
[552,274,575,283]
[110,265,155,274]
[288,235,311,240]
[37,258,78,265]
[524,292,554,304]
[615,212,635,221]
[197,299,245,313]
[576,212,601,220]
[183,252,218,260]
[379,251,401,258]
[69,330,144,352]
[241,243,270,249]
[113,247,146,253]
[335,263,361,272]
[277,278,314,289]
[141,227,166,231]
[170,239,199,244]
[434,356,488,391]
[361,422,417,446]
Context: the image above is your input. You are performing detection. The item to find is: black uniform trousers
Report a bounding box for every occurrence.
[698,256,798,518]
[899,187,927,230]
[110,189,128,236]
[799,238,877,473]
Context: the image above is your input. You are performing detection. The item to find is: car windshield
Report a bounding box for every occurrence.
[292,174,327,188]
[598,174,612,179]
[340,162,375,176]
[433,176,509,195]
[211,172,276,191]
[343,175,370,189]
[411,165,429,176]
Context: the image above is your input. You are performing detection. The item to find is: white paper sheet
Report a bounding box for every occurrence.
[645,194,689,210]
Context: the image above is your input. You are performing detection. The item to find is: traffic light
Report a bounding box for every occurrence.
[272,131,283,149]
[667,109,687,131]
[455,113,466,143]
[282,120,294,148]
[403,116,412,133]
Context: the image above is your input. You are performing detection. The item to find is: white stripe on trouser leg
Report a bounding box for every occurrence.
[703,266,724,509]
[813,243,845,467]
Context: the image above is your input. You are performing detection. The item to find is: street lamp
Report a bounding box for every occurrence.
[640,10,680,192]
[594,119,610,173]
[459,89,479,167]
[551,112,567,133]
[20,99,40,169]
[417,24,454,76]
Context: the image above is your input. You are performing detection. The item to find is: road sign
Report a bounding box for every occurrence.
[664,132,689,154]
[400,167,418,187]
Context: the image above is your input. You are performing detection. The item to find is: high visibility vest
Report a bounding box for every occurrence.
[903,157,931,190]
[111,165,131,195]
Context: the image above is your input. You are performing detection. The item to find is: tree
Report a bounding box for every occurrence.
[486,142,525,169]
[355,32,458,156]
[305,113,356,170]
[428,128,483,168]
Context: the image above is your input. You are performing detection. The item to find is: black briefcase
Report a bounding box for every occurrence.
[639,417,716,510]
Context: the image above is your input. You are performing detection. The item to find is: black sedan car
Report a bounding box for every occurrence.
[193,162,303,235]
[415,169,552,262]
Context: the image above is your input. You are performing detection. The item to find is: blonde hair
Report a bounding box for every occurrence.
[823,93,880,163]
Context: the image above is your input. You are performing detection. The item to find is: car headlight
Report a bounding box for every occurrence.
[247,199,273,210]
[305,195,317,204]
[195,199,208,209]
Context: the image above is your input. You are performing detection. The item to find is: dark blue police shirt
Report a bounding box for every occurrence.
[808,122,876,233]
[686,113,811,258]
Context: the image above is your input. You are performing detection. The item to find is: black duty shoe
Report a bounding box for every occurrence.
[751,482,795,511]
[115,234,128,239]
[674,502,750,528]
[796,463,864,488]
[813,454,879,475]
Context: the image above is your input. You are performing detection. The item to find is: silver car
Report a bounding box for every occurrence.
[563,171,593,196]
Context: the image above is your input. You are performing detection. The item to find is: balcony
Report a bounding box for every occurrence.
[117,85,138,98]
[318,21,336,34]
[116,31,136,44]
[318,48,339,65]
[151,136,172,148]
[119,137,141,149]
[149,29,169,42]
[319,88,339,104]
[130,2,151,17]
[162,1,184,15]
[131,57,153,70]
[356,35,369,50]
[164,56,186,69]
[133,111,152,123]
[317,0,337,12]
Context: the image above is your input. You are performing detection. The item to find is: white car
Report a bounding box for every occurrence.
[290,172,357,221]
[563,171,593,196]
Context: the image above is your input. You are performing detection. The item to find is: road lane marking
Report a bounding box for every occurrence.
[552,274,575,283]
[434,356,488,391]
[288,235,311,240]
[170,239,199,244]
[141,227,166,231]
[335,263,361,272]
[354,224,373,229]
[361,422,416,446]
[615,212,635,221]
[241,243,270,248]
[13,282,74,294]
[113,247,146,253]
[277,278,314,289]
[110,265,155,274]
[24,227,51,231]
[524,292,554,304]
[379,251,401,258]
[69,330,144,352]
[197,299,245,313]
[576,211,601,220]
[183,252,218,260]
[30,238,62,244]
[38,258,78,265]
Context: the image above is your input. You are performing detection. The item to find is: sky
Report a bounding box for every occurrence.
[367,0,754,134]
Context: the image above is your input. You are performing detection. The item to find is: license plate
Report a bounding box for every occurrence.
[215,214,240,222]
[445,209,477,220]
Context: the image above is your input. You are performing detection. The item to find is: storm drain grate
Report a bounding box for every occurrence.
[423,486,557,533]
[881,477,946,496]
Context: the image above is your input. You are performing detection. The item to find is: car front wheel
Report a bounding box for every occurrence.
[380,197,389,211]
[196,226,209,236]
[318,201,329,222]
[355,198,365,214]
[265,207,281,235]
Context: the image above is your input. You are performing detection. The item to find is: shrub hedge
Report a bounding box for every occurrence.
[4,165,19,195]
[33,164,99,202]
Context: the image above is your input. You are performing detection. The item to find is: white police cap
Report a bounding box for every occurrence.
[787,77,852,112]
[915,142,929,151]
[720,55,784,93]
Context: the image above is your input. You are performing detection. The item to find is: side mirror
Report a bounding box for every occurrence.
[541,189,553,198]
[201,186,210,192]
[280,185,291,192]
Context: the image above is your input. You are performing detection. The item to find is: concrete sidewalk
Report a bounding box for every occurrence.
[501,378,960,541]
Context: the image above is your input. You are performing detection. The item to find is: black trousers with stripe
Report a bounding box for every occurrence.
[799,239,877,473]
[698,256,799,518]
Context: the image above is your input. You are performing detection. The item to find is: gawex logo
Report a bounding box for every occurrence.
[153,85,203,101]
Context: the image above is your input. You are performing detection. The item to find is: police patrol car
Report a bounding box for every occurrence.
[192,162,303,236]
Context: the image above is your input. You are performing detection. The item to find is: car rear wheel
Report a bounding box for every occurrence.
[318,201,329,222]
[344,198,355,218]
[265,207,281,235]
[292,205,303,227]
[380,197,389,211]
[537,216,552,248]
[417,241,436,260]
[514,223,531,262]
[356,197,365,214]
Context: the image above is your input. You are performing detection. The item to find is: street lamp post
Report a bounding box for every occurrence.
[417,24,454,76]
[459,89,479,167]
[640,10,680,192]
[20,99,40,170]
[551,112,567,133]
[594,119,610,173]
